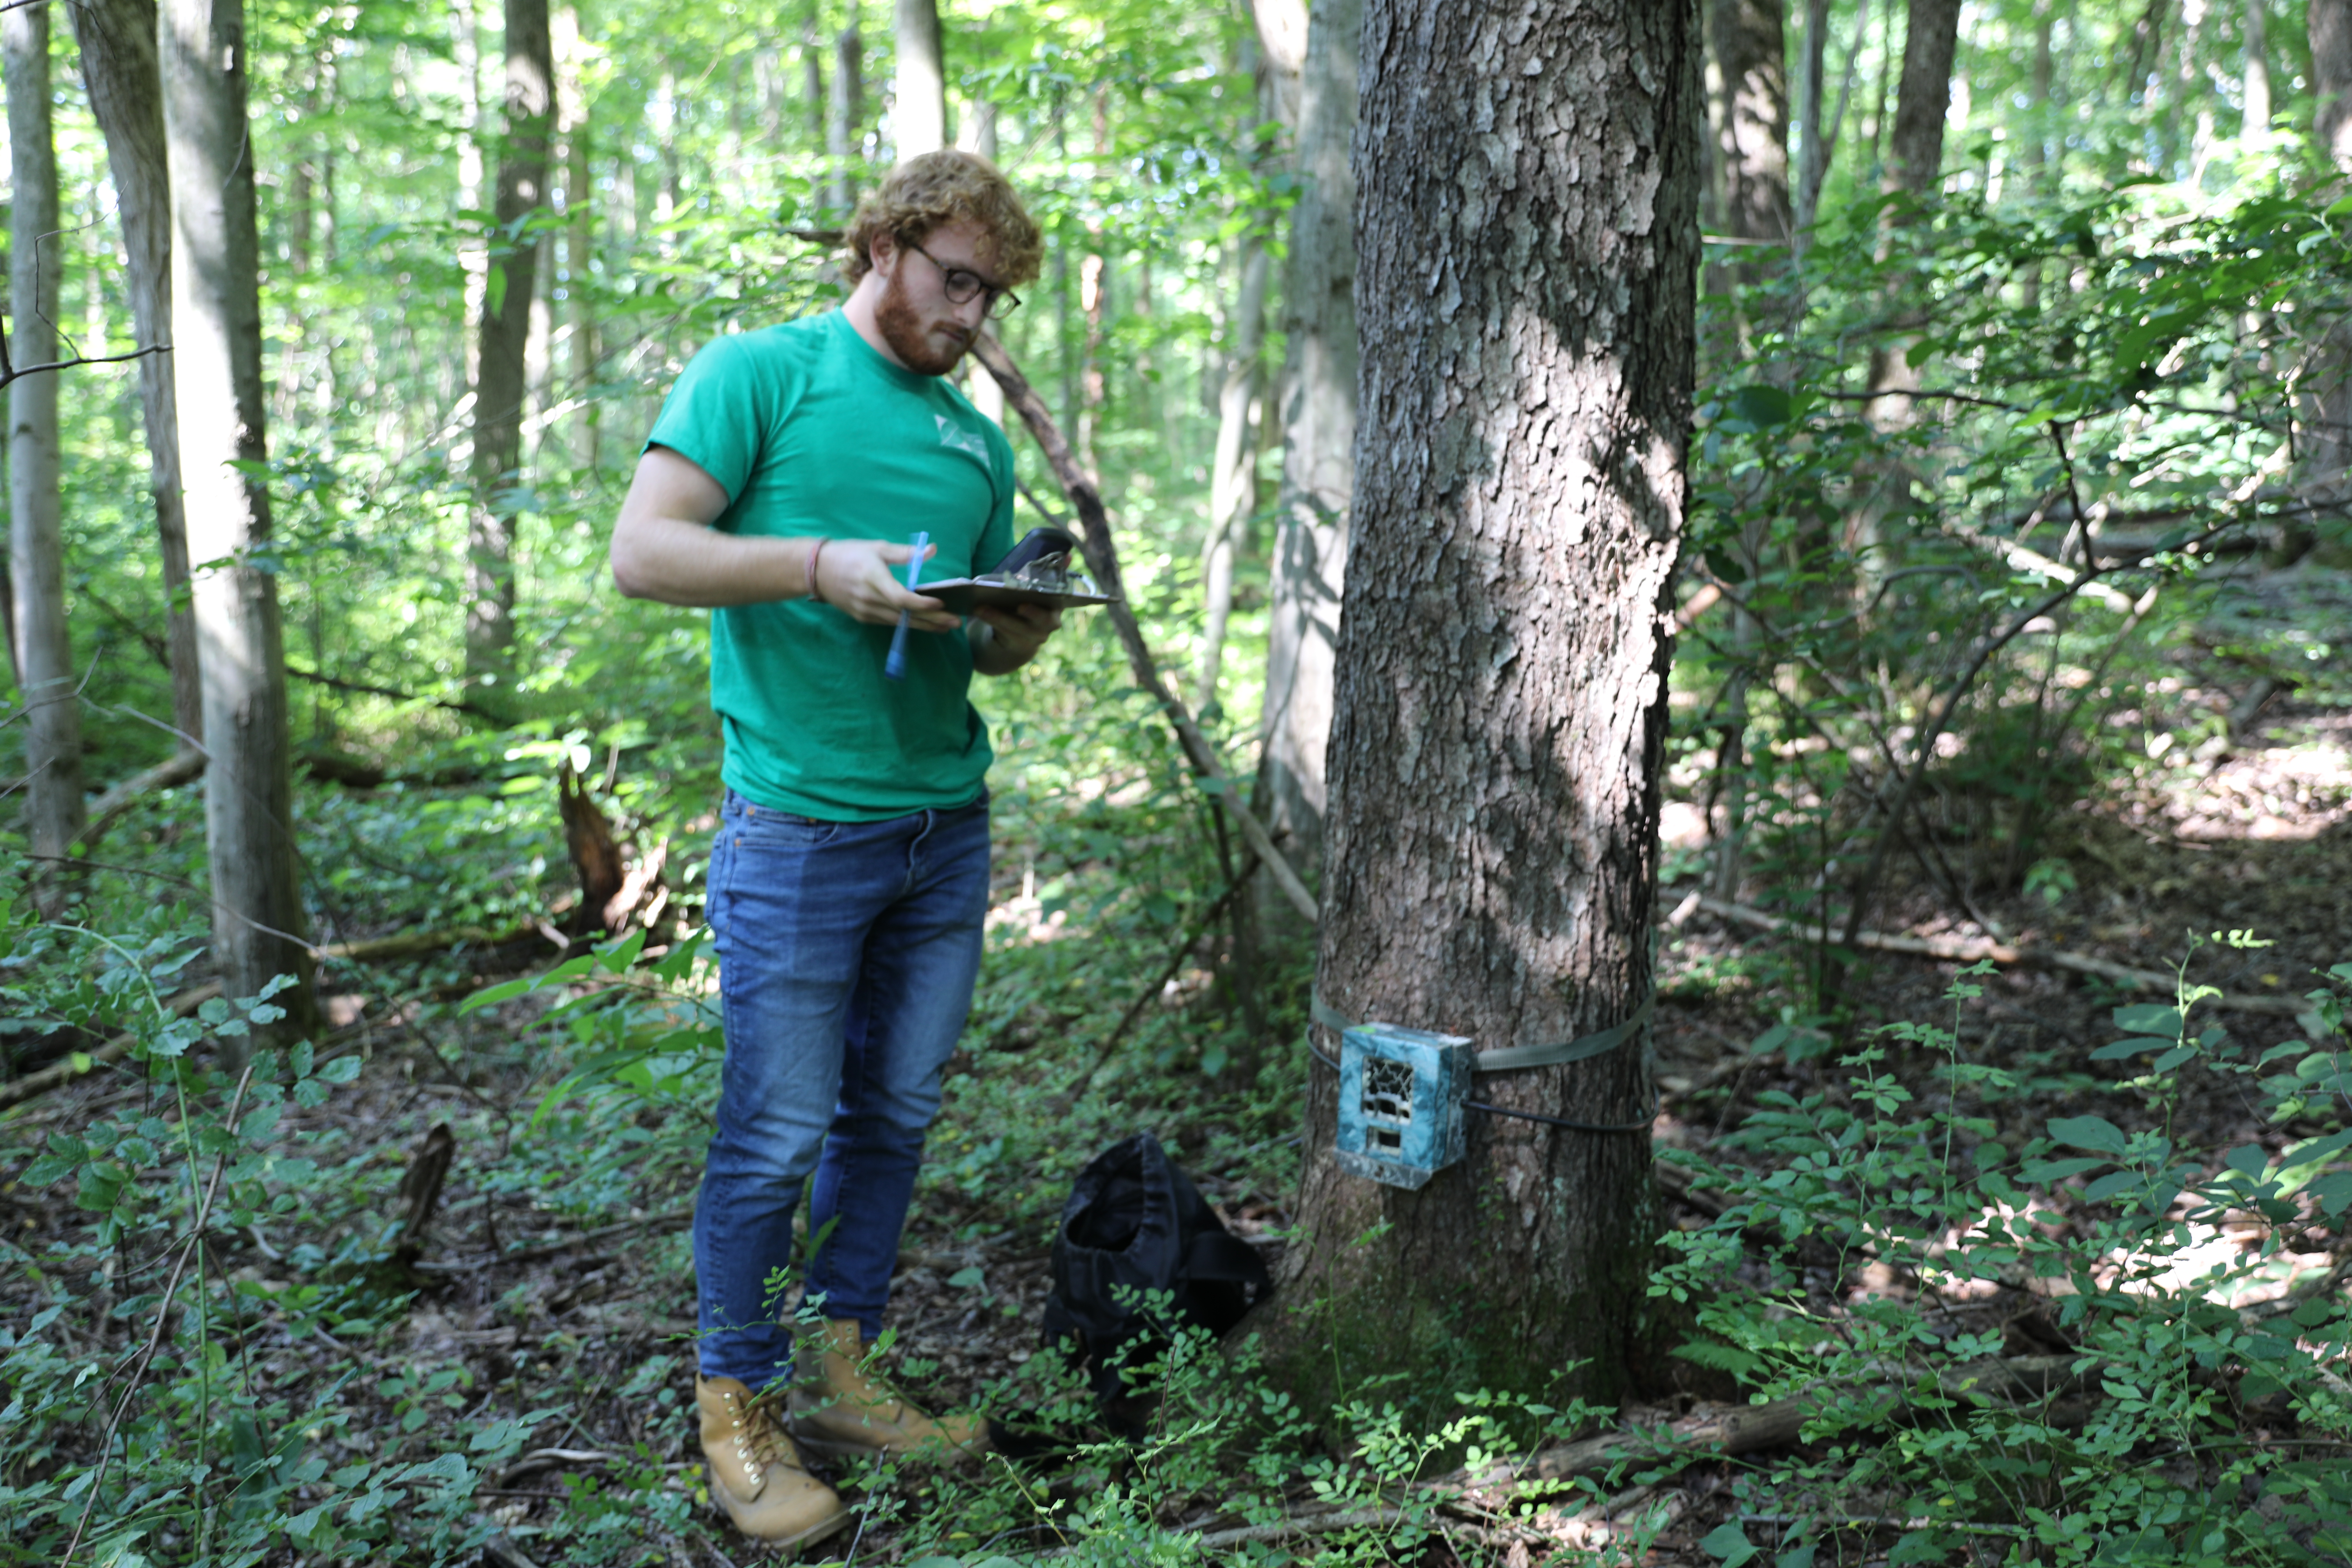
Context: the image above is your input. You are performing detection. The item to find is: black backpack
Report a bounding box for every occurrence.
[1040,1132,1273,1406]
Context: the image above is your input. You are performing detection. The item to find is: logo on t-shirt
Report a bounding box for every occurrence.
[936,415,993,475]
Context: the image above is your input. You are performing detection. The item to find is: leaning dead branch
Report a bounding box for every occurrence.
[968,330,1320,927]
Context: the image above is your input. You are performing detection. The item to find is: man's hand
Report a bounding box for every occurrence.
[970,602,1063,674]
[815,540,960,633]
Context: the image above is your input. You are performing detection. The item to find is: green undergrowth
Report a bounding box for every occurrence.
[12,870,2352,1564]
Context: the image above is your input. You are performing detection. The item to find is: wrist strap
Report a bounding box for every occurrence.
[806,537,828,602]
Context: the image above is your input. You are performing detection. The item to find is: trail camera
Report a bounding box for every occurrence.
[1335,1023,1474,1189]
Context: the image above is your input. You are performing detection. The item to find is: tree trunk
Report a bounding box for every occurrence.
[1268,0,1699,1412]
[1709,0,1792,251]
[893,0,944,157]
[1862,0,1961,432]
[454,0,487,388]
[803,14,827,151]
[556,2,596,467]
[74,0,201,747]
[1796,0,1868,242]
[1258,0,1359,886]
[2293,0,2352,566]
[161,0,317,1043]
[8,0,88,906]
[828,14,864,216]
[465,0,554,698]
[2244,0,2271,138]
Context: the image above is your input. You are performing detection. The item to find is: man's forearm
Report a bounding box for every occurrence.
[969,620,1036,676]
[611,512,811,607]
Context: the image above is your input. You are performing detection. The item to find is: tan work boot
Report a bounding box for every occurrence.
[696,1375,854,1549]
[788,1317,989,1464]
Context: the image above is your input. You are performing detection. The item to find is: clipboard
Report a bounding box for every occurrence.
[917,525,1118,614]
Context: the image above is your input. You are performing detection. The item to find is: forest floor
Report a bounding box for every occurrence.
[7,698,2351,1566]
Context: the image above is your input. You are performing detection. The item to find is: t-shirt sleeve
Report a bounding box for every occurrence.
[644,335,765,507]
[979,422,1018,572]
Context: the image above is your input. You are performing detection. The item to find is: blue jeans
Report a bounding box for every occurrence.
[693,788,990,1388]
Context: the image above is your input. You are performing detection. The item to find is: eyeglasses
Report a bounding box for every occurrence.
[902,237,1022,320]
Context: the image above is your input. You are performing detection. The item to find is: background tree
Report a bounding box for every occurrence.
[894,0,945,155]
[466,0,556,696]
[1257,0,1359,886]
[1271,0,1699,1407]
[162,0,316,1041]
[75,0,200,748]
[7,0,86,908]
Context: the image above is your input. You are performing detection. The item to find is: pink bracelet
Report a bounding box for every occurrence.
[806,537,828,603]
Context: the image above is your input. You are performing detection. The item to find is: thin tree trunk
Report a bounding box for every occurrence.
[1267,0,1698,1410]
[893,0,944,157]
[1258,0,1359,887]
[465,0,554,696]
[74,0,201,746]
[454,0,486,388]
[1862,0,1962,427]
[556,2,596,466]
[161,0,317,1044]
[2245,0,2272,137]
[802,11,826,151]
[962,103,1005,428]
[1795,0,1868,242]
[8,0,88,907]
[1197,39,1282,716]
[1793,0,1828,233]
[828,12,864,216]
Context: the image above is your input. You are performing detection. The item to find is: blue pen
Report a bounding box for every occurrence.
[883,530,929,681]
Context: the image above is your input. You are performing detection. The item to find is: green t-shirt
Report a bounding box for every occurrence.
[645,310,1016,821]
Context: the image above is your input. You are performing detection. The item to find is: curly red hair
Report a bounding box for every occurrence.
[843,149,1044,288]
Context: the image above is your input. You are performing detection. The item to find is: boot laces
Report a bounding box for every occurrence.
[726,1387,800,1475]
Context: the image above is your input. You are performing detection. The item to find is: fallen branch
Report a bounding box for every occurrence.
[0,922,537,1110]
[73,749,205,852]
[410,1206,696,1272]
[969,331,1319,926]
[1695,896,2311,1020]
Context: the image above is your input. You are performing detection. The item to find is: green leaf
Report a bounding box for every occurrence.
[2224,1144,2271,1180]
[1730,384,1794,428]
[2047,1115,2129,1155]
[2083,1169,2141,1202]
[2307,1171,2352,1216]
[2092,1037,2172,1061]
[1702,1522,1760,1568]
[946,1266,986,1289]
[318,1055,363,1085]
[2112,1003,2186,1036]
[2152,1046,2196,1072]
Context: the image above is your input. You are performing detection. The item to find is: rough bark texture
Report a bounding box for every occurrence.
[1269,0,1699,1412]
[1709,0,1791,248]
[465,0,554,695]
[161,0,317,1043]
[75,0,201,746]
[892,0,944,157]
[1258,0,1360,883]
[8,1,88,900]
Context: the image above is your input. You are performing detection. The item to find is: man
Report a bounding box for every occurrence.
[610,149,1052,1548]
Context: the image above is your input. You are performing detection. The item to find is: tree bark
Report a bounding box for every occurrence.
[1709,0,1792,250]
[828,14,864,217]
[7,0,88,906]
[76,0,201,748]
[2294,0,2352,566]
[1258,0,1359,884]
[2244,0,2272,138]
[1862,0,1961,450]
[162,0,317,1042]
[892,0,944,157]
[464,0,552,697]
[1268,0,1698,1411]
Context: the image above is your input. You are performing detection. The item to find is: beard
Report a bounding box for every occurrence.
[874,268,971,376]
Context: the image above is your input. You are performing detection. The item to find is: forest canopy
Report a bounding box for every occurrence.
[7,0,2352,1564]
